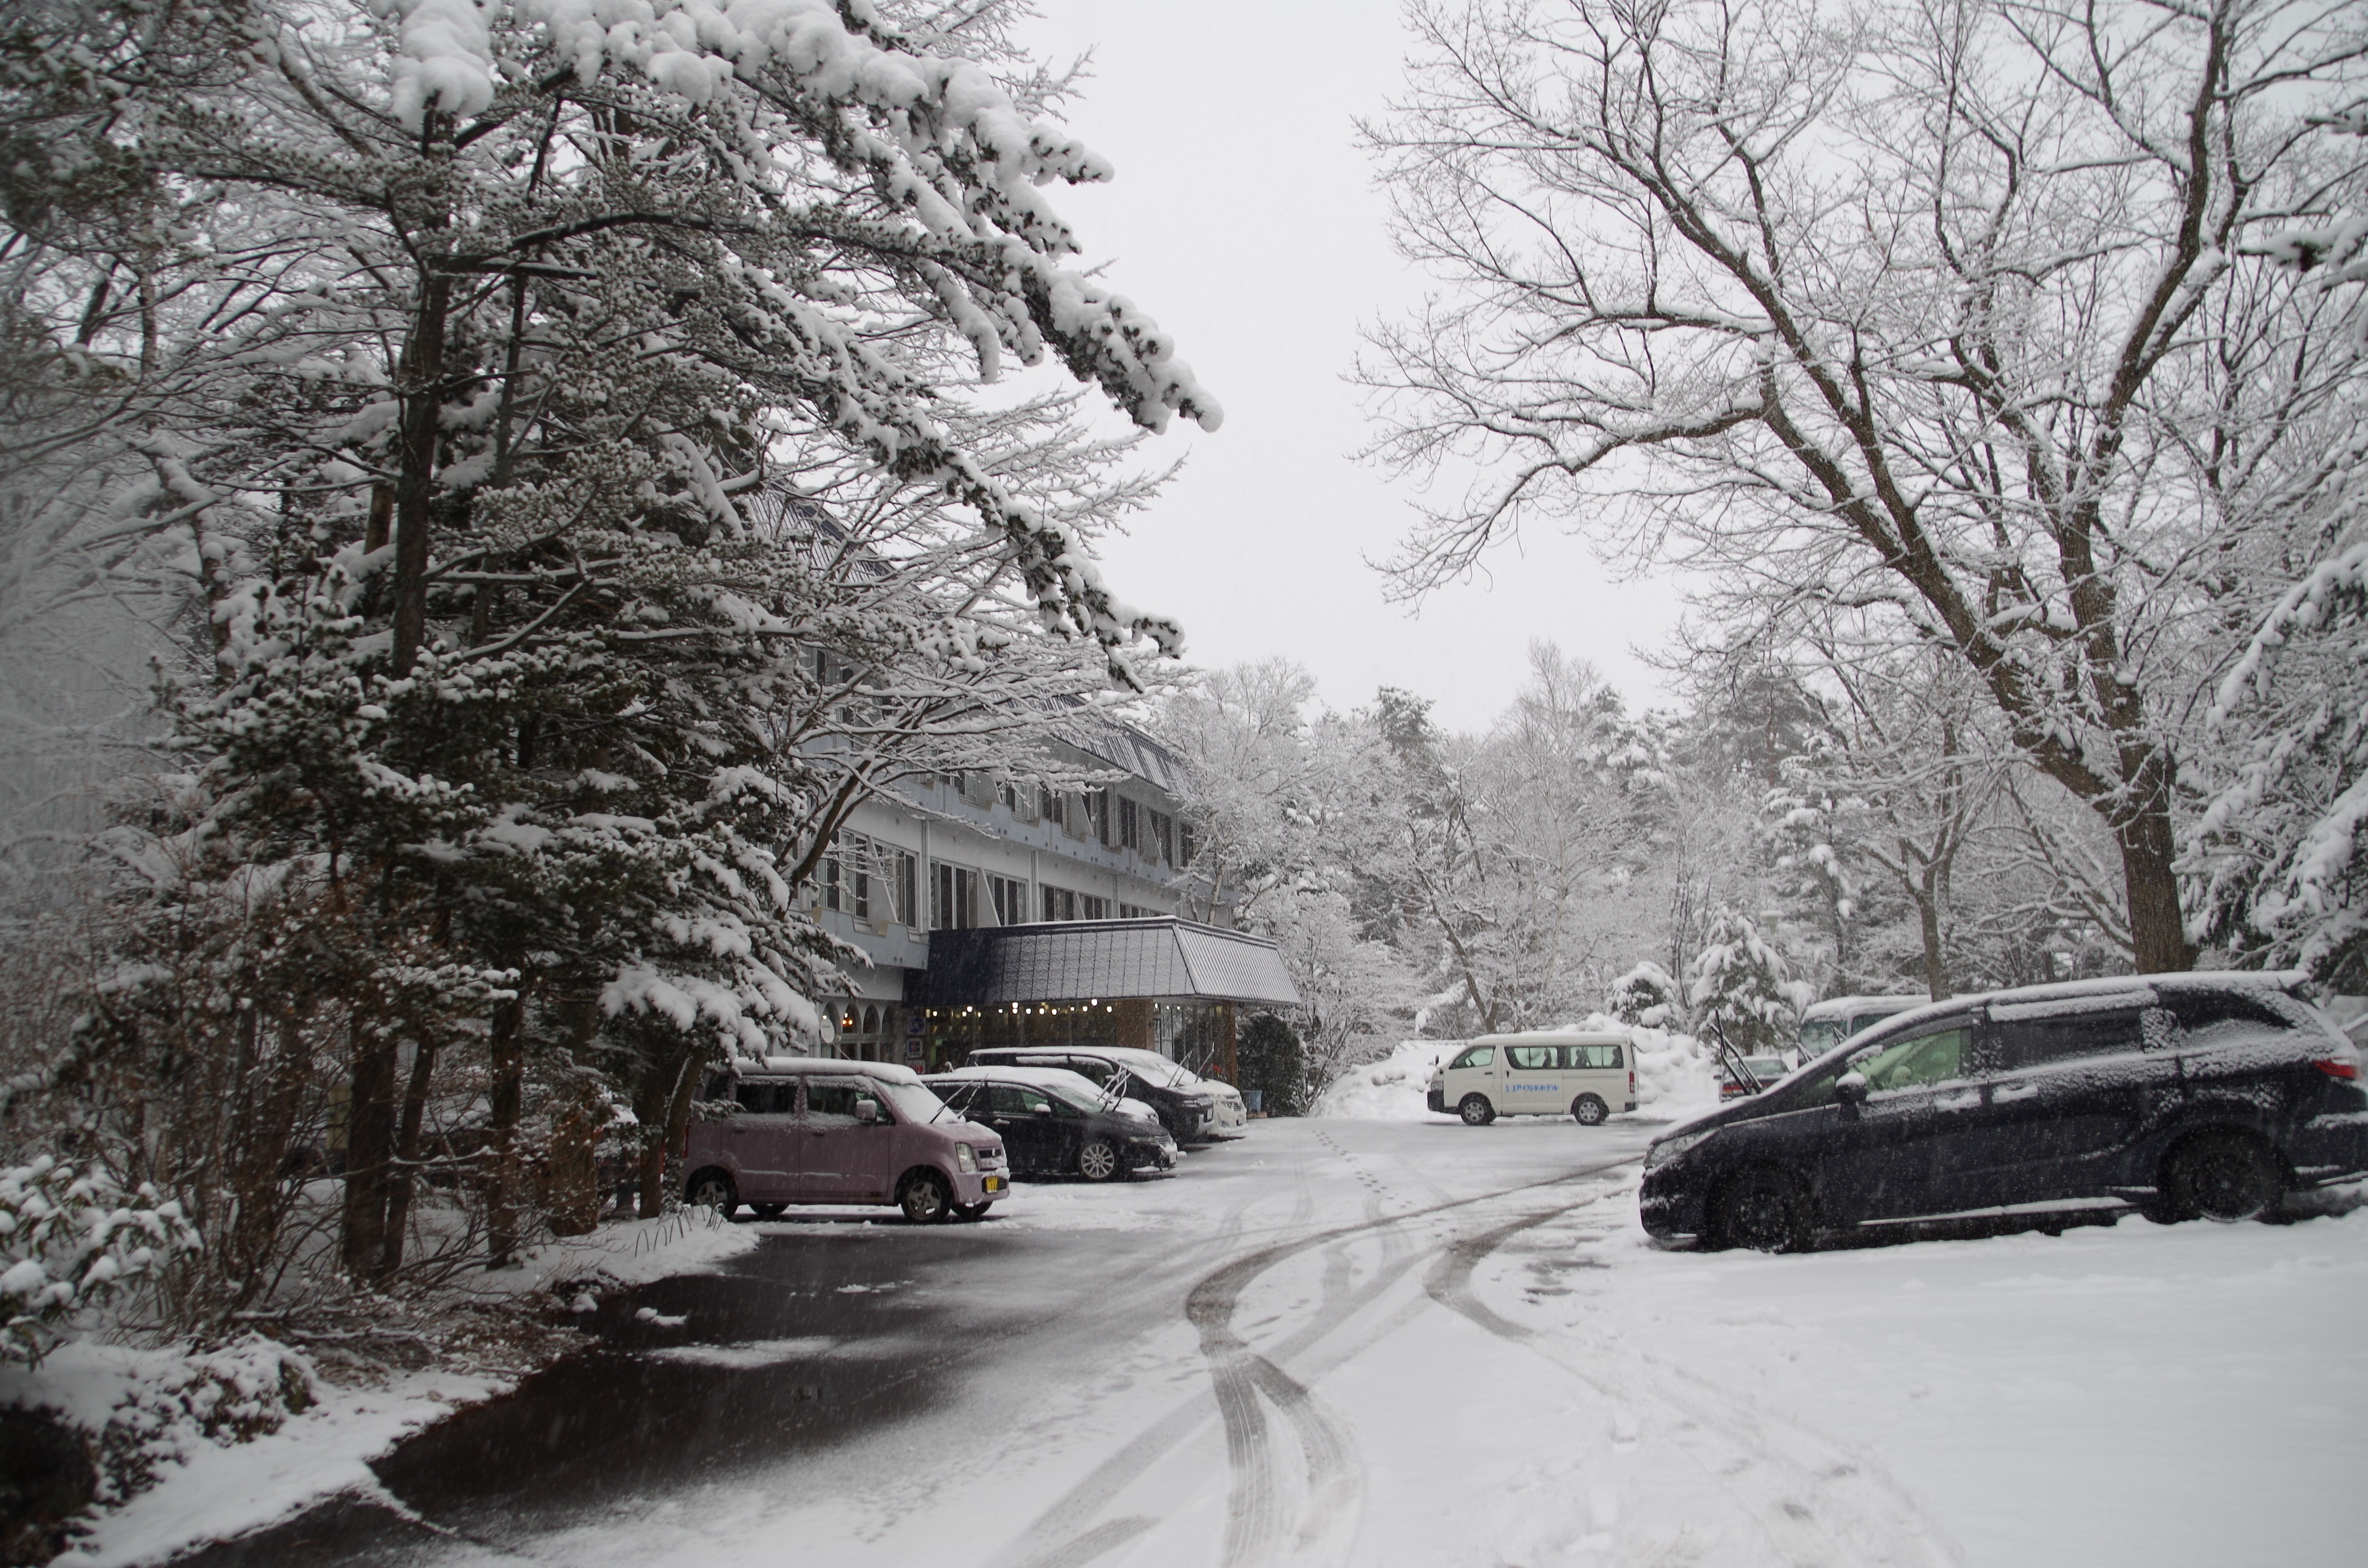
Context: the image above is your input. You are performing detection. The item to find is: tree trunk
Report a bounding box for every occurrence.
[640,1053,697,1219]
[379,1041,439,1279]
[340,1021,399,1281]
[485,995,524,1269]
[2119,797,2192,974]
[390,269,451,678]
[1915,879,1945,1002]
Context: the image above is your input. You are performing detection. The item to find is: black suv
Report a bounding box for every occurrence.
[961,1048,1215,1144]
[1641,974,2368,1250]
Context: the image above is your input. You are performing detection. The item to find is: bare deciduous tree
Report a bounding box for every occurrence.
[1360,0,2368,972]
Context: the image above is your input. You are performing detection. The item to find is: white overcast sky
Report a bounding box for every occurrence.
[1011,0,1693,735]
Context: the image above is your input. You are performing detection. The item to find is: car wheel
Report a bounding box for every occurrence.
[1571,1093,1609,1127]
[1078,1139,1122,1182]
[899,1170,952,1225]
[951,1201,991,1223]
[1711,1167,1812,1253]
[1458,1094,1495,1127]
[2164,1131,2283,1223]
[684,1169,739,1219]
[751,1203,786,1220]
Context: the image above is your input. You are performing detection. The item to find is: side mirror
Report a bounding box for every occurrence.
[1835,1071,1869,1106]
[1033,1103,1055,1116]
[855,1100,880,1124]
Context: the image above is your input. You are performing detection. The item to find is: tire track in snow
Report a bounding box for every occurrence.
[990,1155,1639,1568]
[1427,1199,1966,1568]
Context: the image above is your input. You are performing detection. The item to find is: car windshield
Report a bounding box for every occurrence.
[1037,1080,1103,1115]
[1798,1019,1844,1055]
[1104,1050,1193,1088]
[873,1079,949,1124]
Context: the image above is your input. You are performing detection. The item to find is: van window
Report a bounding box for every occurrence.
[1450,1046,1495,1069]
[1855,1026,1972,1092]
[1507,1045,1556,1070]
[1568,1043,1623,1069]
[734,1081,794,1115]
[806,1079,877,1126]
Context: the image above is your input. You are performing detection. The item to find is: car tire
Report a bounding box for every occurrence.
[1078,1139,1122,1182]
[899,1170,952,1225]
[1571,1094,1609,1127]
[685,1169,739,1219]
[751,1203,786,1221]
[1710,1166,1812,1253]
[951,1201,991,1223]
[2162,1131,2283,1223]
[1458,1094,1496,1127]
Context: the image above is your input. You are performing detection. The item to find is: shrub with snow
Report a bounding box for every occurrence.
[0,1158,199,1367]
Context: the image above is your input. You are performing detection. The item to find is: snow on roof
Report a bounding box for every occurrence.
[744,1055,921,1083]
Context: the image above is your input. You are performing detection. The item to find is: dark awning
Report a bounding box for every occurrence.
[910,918,1300,1007]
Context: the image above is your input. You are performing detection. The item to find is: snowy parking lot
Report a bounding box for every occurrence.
[144,1115,2366,1568]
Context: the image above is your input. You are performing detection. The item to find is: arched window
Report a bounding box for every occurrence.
[863,1005,880,1036]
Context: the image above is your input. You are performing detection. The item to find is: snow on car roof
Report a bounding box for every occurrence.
[1799,994,1929,1019]
[1469,1029,1630,1045]
[924,1065,1115,1101]
[741,1056,923,1084]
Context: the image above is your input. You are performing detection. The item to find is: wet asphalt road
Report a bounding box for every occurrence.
[164,1119,1659,1568]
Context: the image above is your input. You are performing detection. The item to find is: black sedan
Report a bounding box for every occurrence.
[922,1068,1177,1181]
[1641,974,2368,1250]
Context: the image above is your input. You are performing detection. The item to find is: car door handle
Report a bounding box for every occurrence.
[1935,1090,1981,1111]
[1993,1082,2039,1103]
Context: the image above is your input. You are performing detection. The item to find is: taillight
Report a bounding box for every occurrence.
[1629,1070,1637,1093]
[2312,1058,2360,1080]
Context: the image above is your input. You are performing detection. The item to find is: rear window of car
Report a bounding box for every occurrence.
[1997,1008,2147,1070]
[734,1080,795,1115]
[2162,990,2294,1034]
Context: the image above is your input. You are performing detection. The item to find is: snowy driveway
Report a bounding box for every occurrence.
[173,1118,2364,1568]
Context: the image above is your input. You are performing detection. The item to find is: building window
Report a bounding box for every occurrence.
[1118,796,1140,852]
[1080,894,1109,921]
[1088,788,1114,848]
[931,862,978,930]
[1178,822,1198,866]
[1040,885,1078,921]
[987,873,1027,926]
[1119,902,1154,919]
[1148,809,1173,865]
[1040,785,1064,828]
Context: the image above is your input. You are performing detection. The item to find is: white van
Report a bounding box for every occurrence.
[1795,994,1930,1057]
[1426,1031,1637,1126]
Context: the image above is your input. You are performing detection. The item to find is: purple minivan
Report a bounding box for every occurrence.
[681,1057,1009,1224]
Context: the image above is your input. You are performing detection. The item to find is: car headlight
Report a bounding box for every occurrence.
[955,1143,976,1174]
[1646,1129,1713,1169]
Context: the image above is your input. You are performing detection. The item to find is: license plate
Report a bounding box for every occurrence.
[983,1176,1004,1193]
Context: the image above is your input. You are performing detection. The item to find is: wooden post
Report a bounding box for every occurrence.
[1219,1002,1238,1084]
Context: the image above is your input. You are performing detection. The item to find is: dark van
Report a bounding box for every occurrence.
[1640,974,2368,1250]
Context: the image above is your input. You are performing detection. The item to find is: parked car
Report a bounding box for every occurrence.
[1096,1047,1250,1138]
[681,1057,1009,1224]
[922,1067,1177,1180]
[962,1047,1218,1143]
[1640,974,2368,1251]
[1795,994,1930,1057]
[1426,1030,1638,1125]
[1718,1055,1795,1102]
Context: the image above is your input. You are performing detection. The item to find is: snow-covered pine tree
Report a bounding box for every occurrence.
[5,0,1215,1294]
[1686,906,1810,1056]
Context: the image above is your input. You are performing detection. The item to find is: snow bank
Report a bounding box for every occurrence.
[1313,1019,1722,1121]
[9,1207,759,1565]
[1314,1040,1460,1120]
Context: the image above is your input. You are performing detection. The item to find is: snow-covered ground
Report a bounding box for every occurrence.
[16,1207,761,1568]
[155,1116,2367,1568]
